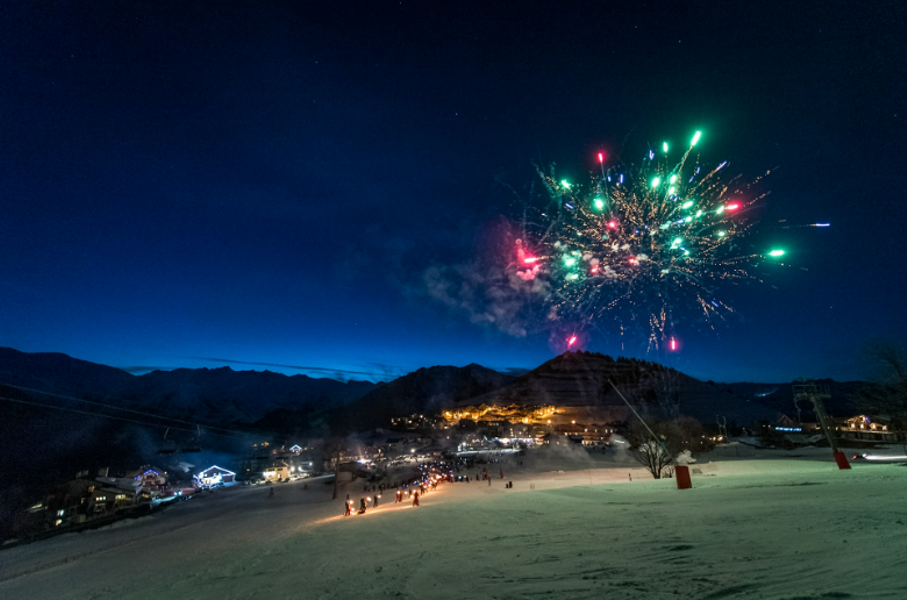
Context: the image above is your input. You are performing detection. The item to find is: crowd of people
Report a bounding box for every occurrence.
[339,453,516,517]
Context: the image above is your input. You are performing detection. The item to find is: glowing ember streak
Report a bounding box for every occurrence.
[507,129,778,350]
[492,126,818,359]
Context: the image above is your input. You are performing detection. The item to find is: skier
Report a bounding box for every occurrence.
[269,486,275,497]
[396,489,403,503]
[359,498,367,514]
[412,491,420,507]
[345,495,353,516]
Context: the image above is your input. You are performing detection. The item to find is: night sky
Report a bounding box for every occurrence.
[2,1,905,383]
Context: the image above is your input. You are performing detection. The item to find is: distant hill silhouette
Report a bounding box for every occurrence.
[719,380,862,419]
[0,347,377,425]
[0,347,135,399]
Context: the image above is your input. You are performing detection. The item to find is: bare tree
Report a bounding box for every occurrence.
[624,416,711,479]
[859,339,907,429]
[625,419,675,479]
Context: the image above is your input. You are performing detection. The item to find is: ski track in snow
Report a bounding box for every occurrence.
[1,451,906,600]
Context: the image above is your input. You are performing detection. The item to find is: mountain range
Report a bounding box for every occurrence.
[0,347,377,424]
[0,347,863,437]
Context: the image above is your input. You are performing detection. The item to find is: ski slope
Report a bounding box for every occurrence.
[1,447,905,599]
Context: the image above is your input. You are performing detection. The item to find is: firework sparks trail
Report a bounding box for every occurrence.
[512,131,791,351]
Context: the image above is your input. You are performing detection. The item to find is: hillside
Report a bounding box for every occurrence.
[458,351,783,427]
[323,364,516,433]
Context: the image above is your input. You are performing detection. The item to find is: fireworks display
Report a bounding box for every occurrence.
[514,131,789,351]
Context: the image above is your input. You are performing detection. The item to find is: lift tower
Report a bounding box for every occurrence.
[792,379,850,470]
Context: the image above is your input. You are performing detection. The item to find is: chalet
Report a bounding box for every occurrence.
[476,419,505,436]
[838,415,903,442]
[554,422,612,446]
[196,465,236,486]
[504,422,530,439]
[263,461,290,482]
[87,487,133,514]
[126,466,168,488]
[45,478,98,526]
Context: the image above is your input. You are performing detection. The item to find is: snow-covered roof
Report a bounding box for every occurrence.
[198,465,236,477]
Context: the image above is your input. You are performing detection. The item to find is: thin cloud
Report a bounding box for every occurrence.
[120,366,172,375]
[194,357,393,379]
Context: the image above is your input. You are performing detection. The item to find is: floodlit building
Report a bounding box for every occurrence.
[87,487,133,514]
[196,465,236,487]
[263,461,290,481]
[838,415,903,442]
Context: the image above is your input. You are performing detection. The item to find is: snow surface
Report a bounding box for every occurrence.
[2,446,906,600]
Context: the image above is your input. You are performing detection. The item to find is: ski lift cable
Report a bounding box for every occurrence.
[0,394,249,440]
[3,383,241,435]
[0,396,252,437]
[607,379,676,465]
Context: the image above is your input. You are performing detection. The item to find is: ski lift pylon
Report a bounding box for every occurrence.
[158,428,177,455]
[180,425,202,453]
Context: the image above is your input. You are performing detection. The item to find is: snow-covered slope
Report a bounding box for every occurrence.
[2,449,904,600]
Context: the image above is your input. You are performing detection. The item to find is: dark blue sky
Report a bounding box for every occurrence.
[2,1,905,383]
